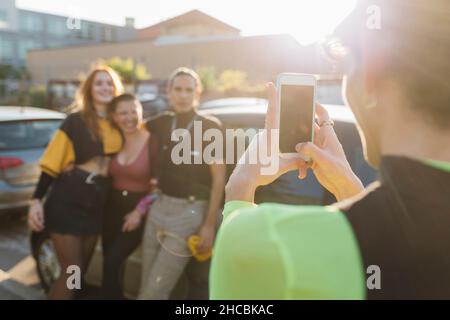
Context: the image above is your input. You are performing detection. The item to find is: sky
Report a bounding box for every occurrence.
[16,0,357,45]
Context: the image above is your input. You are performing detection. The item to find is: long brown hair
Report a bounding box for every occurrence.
[72,65,124,140]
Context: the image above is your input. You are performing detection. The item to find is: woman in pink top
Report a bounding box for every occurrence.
[102,93,158,299]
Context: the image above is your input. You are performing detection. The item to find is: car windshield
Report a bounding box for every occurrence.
[0,119,61,150]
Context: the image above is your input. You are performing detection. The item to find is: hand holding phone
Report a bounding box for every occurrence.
[277,73,316,160]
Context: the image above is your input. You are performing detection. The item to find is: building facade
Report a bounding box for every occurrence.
[28,33,329,86]
[0,0,137,68]
[26,8,342,106]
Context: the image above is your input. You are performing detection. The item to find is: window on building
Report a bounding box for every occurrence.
[18,39,41,60]
[81,22,95,40]
[101,26,116,42]
[0,10,8,29]
[111,28,117,42]
[0,10,7,22]
[47,17,69,36]
[0,36,15,62]
[19,12,44,32]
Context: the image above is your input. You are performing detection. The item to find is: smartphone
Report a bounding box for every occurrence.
[276,73,316,160]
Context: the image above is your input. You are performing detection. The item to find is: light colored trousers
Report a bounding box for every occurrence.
[138,193,208,300]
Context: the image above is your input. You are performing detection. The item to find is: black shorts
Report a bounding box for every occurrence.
[44,168,111,236]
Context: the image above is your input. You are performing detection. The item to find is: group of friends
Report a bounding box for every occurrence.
[29,0,450,300]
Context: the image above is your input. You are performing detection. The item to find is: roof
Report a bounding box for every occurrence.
[0,107,66,122]
[17,8,132,29]
[139,9,240,38]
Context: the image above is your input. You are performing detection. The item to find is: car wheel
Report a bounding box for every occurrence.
[31,232,61,292]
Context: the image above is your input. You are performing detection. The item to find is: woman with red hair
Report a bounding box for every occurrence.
[28,66,124,299]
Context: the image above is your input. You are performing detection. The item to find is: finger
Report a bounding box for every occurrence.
[296,142,328,164]
[314,103,341,150]
[264,82,278,131]
[122,222,129,233]
[29,216,42,232]
[297,160,308,179]
[197,239,207,253]
[315,103,334,135]
[32,213,44,230]
[278,157,301,175]
[313,122,325,146]
[36,211,44,225]
[298,166,307,180]
[315,102,330,124]
[28,217,36,231]
[198,246,208,255]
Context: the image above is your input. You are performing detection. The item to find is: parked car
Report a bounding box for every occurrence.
[139,94,169,119]
[199,99,377,205]
[200,97,267,110]
[31,99,377,299]
[0,106,65,216]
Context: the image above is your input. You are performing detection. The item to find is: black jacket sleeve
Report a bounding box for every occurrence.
[32,171,55,200]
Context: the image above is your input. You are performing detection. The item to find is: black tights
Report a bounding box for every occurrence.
[49,233,98,300]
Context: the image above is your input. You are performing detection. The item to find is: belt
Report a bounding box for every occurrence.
[161,193,208,204]
[161,189,209,202]
[70,167,110,185]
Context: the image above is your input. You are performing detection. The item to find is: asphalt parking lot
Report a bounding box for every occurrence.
[0,214,45,300]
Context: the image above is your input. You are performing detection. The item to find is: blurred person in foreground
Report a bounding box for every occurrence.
[210,0,450,299]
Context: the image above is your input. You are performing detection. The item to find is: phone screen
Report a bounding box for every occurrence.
[279,84,314,153]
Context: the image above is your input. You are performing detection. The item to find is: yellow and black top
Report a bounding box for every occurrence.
[33,111,122,199]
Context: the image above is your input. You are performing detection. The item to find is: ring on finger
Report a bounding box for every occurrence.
[319,119,334,127]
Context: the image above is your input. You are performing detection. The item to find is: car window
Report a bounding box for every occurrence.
[0,120,61,150]
[141,97,169,120]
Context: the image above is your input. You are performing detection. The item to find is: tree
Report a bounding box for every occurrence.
[29,85,47,107]
[218,69,248,93]
[196,66,217,93]
[0,64,19,79]
[96,57,151,83]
